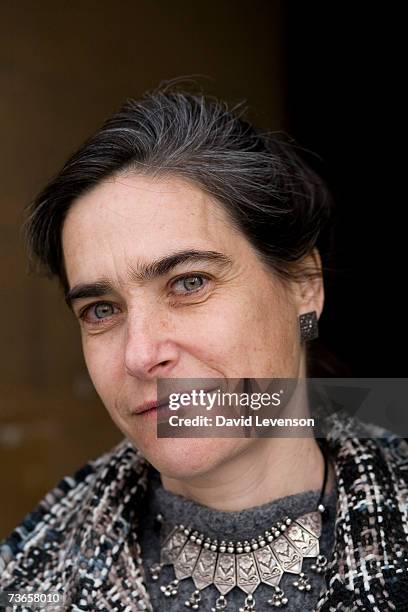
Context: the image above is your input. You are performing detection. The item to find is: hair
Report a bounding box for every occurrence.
[24,80,335,289]
[23,79,339,373]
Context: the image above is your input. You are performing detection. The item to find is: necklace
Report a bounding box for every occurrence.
[148,440,331,610]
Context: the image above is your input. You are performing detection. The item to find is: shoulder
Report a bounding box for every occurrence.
[363,421,408,495]
[356,418,408,470]
[0,438,144,583]
[325,409,408,466]
[323,409,408,500]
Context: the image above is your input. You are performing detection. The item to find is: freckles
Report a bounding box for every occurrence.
[83,339,115,386]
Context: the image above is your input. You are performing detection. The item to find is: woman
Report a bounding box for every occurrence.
[1,82,407,611]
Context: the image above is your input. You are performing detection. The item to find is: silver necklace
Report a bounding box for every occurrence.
[149,442,331,610]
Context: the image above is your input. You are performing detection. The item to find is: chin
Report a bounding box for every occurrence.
[134,435,239,480]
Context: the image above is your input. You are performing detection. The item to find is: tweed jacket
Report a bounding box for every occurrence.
[1,409,408,611]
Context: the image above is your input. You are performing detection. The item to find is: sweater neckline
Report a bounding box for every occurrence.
[145,464,338,542]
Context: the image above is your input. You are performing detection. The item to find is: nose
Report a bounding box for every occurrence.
[123,307,180,380]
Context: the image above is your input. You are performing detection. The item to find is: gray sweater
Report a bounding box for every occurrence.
[139,465,337,611]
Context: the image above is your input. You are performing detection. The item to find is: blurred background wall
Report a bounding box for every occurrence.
[0,1,404,538]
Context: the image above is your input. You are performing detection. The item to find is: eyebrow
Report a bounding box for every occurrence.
[65,249,232,309]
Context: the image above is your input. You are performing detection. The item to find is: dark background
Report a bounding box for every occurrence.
[0,1,404,537]
[285,4,405,377]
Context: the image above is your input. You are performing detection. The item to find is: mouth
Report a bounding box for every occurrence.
[132,398,170,415]
[131,386,222,417]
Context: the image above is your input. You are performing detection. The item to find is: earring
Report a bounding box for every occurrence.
[299,311,319,342]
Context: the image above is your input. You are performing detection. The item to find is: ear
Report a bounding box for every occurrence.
[290,248,324,319]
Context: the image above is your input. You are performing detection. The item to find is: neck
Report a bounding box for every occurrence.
[160,436,336,512]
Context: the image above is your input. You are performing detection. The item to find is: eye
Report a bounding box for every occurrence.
[171,274,208,295]
[80,302,118,325]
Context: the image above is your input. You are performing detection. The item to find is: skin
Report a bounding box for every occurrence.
[62,173,335,511]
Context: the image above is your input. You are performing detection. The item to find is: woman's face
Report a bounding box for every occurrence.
[62,174,323,478]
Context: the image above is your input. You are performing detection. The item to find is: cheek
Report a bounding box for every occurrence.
[244,285,300,372]
[181,304,249,370]
[187,305,295,378]
[82,335,124,401]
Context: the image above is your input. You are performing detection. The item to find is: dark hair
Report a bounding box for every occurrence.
[24,80,335,296]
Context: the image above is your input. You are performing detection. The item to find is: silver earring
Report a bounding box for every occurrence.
[299,311,318,342]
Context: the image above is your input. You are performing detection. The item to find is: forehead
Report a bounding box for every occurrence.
[61,174,240,284]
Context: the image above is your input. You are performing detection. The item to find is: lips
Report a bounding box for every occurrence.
[132,398,170,414]
[131,385,222,415]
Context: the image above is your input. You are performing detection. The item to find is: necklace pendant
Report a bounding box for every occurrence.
[160,577,180,597]
[185,588,202,609]
[292,571,312,592]
[236,550,261,594]
[283,513,321,558]
[311,554,328,574]
[192,547,218,590]
[213,552,236,595]
[174,538,202,580]
[161,525,190,564]
[211,594,228,610]
[267,586,288,607]
[239,593,256,611]
[149,561,163,581]
[295,511,322,539]
[253,545,283,587]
